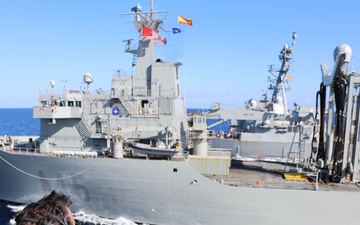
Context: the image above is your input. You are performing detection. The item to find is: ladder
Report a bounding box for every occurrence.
[75,110,93,144]
[113,97,131,116]
[284,125,306,172]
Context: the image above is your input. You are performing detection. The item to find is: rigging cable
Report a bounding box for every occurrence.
[0,152,110,181]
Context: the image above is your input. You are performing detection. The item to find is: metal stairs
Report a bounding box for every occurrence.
[113,98,131,116]
[75,110,93,144]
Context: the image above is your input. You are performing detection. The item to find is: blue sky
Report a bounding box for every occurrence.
[0,0,359,109]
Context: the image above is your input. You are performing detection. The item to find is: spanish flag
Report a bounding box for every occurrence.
[285,76,292,81]
[178,14,192,26]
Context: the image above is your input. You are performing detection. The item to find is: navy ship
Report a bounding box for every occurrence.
[1,1,360,225]
[203,32,318,162]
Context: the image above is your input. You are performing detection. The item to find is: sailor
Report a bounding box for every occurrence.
[156,139,165,149]
[14,190,76,225]
[175,139,181,150]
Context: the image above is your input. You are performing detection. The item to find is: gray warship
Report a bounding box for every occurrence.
[2,2,360,225]
[203,32,318,162]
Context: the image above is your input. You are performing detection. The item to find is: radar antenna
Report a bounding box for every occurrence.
[123,39,133,52]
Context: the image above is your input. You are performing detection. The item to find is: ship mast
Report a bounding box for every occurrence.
[121,1,168,83]
[269,32,297,113]
[149,0,154,16]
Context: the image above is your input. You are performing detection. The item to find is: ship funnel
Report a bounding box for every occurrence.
[333,44,352,63]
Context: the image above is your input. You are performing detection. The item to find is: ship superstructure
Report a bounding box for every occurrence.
[33,1,187,154]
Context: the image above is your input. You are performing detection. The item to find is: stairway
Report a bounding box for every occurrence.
[112,99,131,116]
[75,110,93,144]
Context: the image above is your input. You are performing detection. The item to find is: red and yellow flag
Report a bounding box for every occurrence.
[285,76,292,81]
[178,14,192,26]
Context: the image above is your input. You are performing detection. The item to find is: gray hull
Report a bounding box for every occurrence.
[0,149,359,225]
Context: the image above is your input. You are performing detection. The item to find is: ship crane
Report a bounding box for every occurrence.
[318,44,360,183]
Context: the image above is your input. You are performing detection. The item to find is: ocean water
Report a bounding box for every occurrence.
[0,108,39,136]
[0,108,229,224]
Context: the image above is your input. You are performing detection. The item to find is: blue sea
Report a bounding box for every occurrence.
[0,108,229,224]
[0,108,39,136]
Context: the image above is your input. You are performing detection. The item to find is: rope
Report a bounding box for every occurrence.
[163,181,195,203]
[0,153,107,181]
